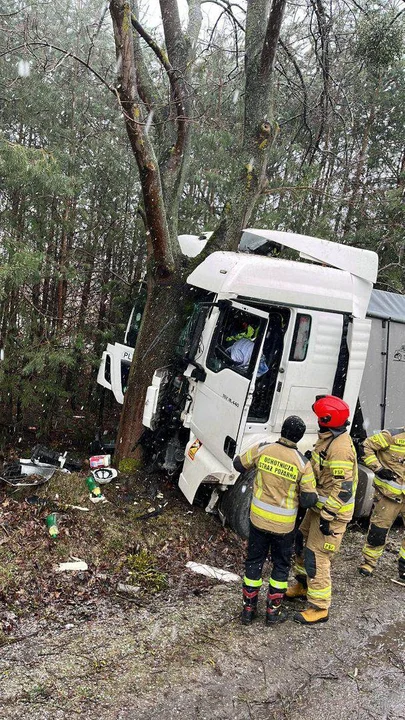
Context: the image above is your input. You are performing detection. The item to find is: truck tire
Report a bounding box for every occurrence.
[219,471,254,540]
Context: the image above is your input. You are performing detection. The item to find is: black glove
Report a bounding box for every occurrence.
[375,468,397,482]
[304,450,312,460]
[319,516,334,535]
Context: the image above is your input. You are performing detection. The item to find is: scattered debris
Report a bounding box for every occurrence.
[186,562,241,583]
[45,513,59,538]
[89,494,107,504]
[89,454,111,469]
[117,582,141,597]
[86,475,106,503]
[63,504,89,512]
[391,578,405,587]
[135,502,168,521]
[348,667,358,679]
[56,559,88,572]
[31,445,82,472]
[91,467,117,484]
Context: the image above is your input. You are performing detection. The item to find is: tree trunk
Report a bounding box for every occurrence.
[116,271,187,459]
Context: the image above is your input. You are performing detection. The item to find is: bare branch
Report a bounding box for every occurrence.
[0,41,115,95]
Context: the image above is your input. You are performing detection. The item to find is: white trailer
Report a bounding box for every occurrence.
[97,229,405,537]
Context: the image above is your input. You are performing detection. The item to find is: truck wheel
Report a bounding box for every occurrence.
[219,471,254,540]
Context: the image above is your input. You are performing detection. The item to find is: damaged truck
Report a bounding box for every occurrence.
[97,229,405,538]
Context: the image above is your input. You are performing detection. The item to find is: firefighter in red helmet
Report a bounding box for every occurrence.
[286,395,358,625]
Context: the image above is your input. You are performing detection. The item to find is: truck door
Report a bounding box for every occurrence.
[190,301,269,469]
[274,309,344,433]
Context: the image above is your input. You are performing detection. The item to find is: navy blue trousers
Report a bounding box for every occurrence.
[245,521,295,588]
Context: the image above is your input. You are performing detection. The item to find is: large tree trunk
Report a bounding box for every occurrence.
[111,0,287,464]
[116,271,188,459]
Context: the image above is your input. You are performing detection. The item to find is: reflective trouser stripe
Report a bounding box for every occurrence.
[269,578,288,590]
[294,563,306,577]
[307,586,331,601]
[244,576,263,588]
[362,544,384,559]
[399,547,405,560]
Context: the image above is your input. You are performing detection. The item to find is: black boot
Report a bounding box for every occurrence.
[399,560,405,582]
[266,590,288,626]
[241,584,259,625]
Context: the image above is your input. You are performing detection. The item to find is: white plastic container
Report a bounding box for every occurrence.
[89,454,111,469]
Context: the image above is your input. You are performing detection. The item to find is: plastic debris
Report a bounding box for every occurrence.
[135,502,168,521]
[56,559,88,572]
[117,583,141,597]
[91,467,117,484]
[391,578,405,587]
[31,445,82,472]
[46,513,59,538]
[186,562,241,583]
[85,476,106,503]
[89,454,111,469]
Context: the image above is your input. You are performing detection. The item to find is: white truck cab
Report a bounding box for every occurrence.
[97,228,405,538]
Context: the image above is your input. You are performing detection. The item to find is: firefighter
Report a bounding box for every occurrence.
[287,395,357,625]
[233,416,317,626]
[226,319,258,343]
[358,428,405,580]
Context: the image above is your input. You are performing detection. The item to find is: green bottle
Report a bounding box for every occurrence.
[46,513,59,538]
[86,476,102,498]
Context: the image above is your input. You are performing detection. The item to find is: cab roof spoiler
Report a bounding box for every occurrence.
[240,229,378,284]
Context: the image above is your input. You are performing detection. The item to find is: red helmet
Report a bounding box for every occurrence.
[312,395,350,428]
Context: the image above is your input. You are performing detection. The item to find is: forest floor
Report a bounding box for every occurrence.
[0,469,404,720]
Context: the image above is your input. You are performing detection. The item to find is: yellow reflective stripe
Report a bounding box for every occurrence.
[369,433,389,448]
[255,470,263,500]
[328,461,353,467]
[399,547,405,560]
[251,505,296,524]
[246,449,253,464]
[339,501,354,513]
[326,498,341,509]
[363,454,377,466]
[294,564,306,575]
[286,483,296,509]
[388,445,405,454]
[307,586,331,599]
[374,478,403,495]
[362,545,384,558]
[243,576,263,587]
[269,578,288,590]
[312,452,320,462]
[301,472,315,485]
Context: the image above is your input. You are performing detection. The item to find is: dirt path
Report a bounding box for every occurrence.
[0,527,404,720]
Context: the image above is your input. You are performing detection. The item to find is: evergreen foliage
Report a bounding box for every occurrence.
[0,0,404,441]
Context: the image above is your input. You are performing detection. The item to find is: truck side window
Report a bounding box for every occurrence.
[289,314,311,362]
[206,307,264,377]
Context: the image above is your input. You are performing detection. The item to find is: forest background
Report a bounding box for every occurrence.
[0,0,404,452]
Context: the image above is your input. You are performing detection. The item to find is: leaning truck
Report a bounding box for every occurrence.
[97,229,405,538]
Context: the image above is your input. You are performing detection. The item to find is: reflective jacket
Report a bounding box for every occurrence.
[235,437,317,534]
[311,429,358,524]
[226,325,258,343]
[362,428,405,501]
